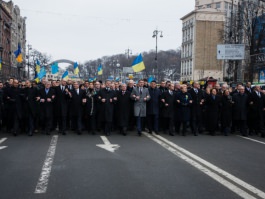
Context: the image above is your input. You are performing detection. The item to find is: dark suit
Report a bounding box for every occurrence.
[161,90,176,135]
[98,88,116,135]
[147,87,161,134]
[232,93,249,136]
[69,89,86,134]
[189,88,204,135]
[85,89,97,134]
[55,85,70,134]
[39,88,55,134]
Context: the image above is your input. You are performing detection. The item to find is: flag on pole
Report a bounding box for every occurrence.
[51,62,59,74]
[97,64,103,75]
[14,44,23,63]
[132,54,145,73]
[38,67,46,79]
[62,71,69,80]
[34,73,40,83]
[74,62,79,75]
[36,60,41,73]
[0,59,2,70]
[148,76,155,83]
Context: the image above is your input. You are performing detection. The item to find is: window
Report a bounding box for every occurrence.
[216,3,221,9]
[207,4,211,8]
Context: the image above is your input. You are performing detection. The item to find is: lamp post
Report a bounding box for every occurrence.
[152,29,163,80]
[125,48,132,59]
[0,45,3,80]
[27,44,32,79]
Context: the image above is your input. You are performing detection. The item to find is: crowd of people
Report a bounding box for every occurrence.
[0,77,264,138]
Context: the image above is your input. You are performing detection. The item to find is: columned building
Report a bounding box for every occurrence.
[180,9,225,81]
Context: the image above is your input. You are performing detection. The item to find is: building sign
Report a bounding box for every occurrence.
[259,69,265,83]
[217,44,245,60]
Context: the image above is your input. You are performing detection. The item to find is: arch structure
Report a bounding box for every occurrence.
[48,59,76,66]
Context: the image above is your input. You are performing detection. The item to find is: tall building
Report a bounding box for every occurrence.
[0,1,26,80]
[180,9,225,81]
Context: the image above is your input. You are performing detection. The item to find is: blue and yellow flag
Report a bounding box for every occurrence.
[132,54,145,73]
[38,67,46,79]
[36,60,41,73]
[62,71,69,80]
[97,64,103,75]
[148,76,155,83]
[0,58,2,70]
[74,62,79,75]
[34,73,40,83]
[51,62,59,74]
[14,44,23,63]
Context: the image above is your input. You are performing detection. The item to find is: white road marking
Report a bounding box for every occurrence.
[96,136,120,153]
[34,135,58,194]
[237,136,265,145]
[0,138,7,150]
[144,132,265,199]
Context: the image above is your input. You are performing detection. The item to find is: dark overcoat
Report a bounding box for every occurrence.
[176,91,192,122]
[116,90,131,127]
[161,90,176,119]
[98,88,116,122]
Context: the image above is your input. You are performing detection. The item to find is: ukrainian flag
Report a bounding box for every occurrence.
[0,58,2,70]
[132,54,145,73]
[36,60,41,73]
[14,44,23,63]
[38,67,46,79]
[51,62,59,74]
[62,71,69,80]
[34,74,40,83]
[74,62,79,75]
[97,64,103,75]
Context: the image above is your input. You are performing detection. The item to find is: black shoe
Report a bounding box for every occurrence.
[148,131,152,134]
[194,132,198,136]
[77,131,82,135]
[13,132,17,136]
[138,131,142,136]
[155,131,159,135]
[28,132,33,136]
[62,132,66,135]
[169,132,175,136]
[182,132,186,136]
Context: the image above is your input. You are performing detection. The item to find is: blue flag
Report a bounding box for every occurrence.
[51,62,59,74]
[38,67,46,79]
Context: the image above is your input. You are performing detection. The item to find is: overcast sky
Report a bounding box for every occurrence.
[13,0,194,64]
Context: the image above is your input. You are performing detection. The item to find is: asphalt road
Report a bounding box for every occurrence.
[0,130,265,199]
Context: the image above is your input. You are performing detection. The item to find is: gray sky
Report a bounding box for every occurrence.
[14,0,194,64]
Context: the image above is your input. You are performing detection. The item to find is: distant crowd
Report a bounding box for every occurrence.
[0,77,264,138]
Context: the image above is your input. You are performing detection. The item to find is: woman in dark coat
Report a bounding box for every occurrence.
[205,88,221,136]
[176,85,192,136]
[221,89,233,136]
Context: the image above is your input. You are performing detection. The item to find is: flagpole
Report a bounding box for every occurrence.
[27,44,32,78]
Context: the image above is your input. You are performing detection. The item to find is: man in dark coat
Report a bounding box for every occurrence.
[188,81,204,136]
[54,80,70,135]
[85,82,97,135]
[39,81,56,135]
[232,86,249,136]
[249,85,265,137]
[147,80,161,134]
[98,80,117,136]
[4,79,23,136]
[69,81,86,135]
[25,80,39,136]
[161,84,176,136]
[116,83,131,136]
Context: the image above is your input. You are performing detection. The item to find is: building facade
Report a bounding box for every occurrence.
[0,1,26,80]
[180,9,225,81]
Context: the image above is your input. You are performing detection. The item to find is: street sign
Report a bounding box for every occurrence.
[123,67,134,73]
[217,44,245,60]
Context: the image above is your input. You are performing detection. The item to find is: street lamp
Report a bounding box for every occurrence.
[125,48,132,59]
[27,44,32,78]
[152,29,163,80]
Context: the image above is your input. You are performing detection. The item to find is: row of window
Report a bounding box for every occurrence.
[182,44,193,58]
[182,27,193,43]
[181,60,193,76]
[183,18,194,28]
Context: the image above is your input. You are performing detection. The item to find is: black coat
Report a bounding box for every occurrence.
[54,86,70,117]
[69,89,86,117]
[205,94,221,131]
[232,93,248,121]
[147,87,161,115]
[5,86,23,119]
[221,95,233,127]
[248,91,265,121]
[85,89,97,116]
[25,87,39,118]
[116,90,131,127]
[188,88,204,119]
[161,90,176,118]
[176,91,192,122]
[39,88,56,118]
[98,88,116,122]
